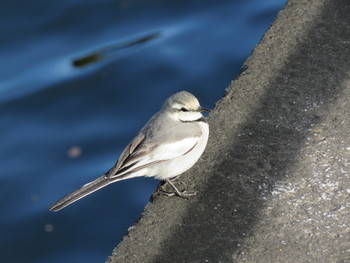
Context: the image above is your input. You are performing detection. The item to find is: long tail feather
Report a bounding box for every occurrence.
[49,175,113,212]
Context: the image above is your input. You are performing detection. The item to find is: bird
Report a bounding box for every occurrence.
[49,91,210,212]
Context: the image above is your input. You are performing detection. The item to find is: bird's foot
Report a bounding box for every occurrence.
[159,189,197,199]
[160,179,197,199]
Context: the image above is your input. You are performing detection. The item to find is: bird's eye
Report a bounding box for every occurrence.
[180,107,188,112]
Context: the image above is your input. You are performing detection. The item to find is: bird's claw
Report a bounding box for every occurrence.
[159,189,197,199]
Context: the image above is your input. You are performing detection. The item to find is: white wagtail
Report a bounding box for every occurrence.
[49,91,209,212]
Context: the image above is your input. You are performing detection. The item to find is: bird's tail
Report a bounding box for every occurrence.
[49,175,114,212]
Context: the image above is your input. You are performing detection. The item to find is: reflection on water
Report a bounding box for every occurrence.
[72,32,161,67]
[0,1,286,263]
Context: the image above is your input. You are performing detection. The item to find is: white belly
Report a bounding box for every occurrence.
[151,121,209,180]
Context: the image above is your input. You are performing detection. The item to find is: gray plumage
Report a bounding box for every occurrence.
[49,91,209,212]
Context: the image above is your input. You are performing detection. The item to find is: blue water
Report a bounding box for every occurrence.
[0,0,286,262]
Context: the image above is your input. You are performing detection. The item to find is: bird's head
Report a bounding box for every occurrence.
[163,91,210,122]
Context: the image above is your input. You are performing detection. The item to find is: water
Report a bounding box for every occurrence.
[0,0,286,262]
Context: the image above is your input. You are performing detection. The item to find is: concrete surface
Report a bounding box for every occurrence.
[107,0,350,262]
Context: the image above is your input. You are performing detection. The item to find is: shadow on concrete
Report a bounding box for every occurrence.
[152,0,350,261]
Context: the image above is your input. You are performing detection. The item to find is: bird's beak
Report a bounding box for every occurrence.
[198,107,211,112]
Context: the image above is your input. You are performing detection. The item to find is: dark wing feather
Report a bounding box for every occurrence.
[107,118,203,179]
[107,133,145,177]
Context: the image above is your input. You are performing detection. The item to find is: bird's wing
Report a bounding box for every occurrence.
[108,132,200,179]
[107,132,145,177]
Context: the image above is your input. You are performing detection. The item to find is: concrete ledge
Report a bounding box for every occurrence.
[107,0,350,262]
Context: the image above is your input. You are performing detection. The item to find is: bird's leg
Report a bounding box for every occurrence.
[164,178,182,196]
[169,176,181,182]
[160,178,197,198]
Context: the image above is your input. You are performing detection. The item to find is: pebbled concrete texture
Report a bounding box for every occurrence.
[107,0,350,262]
